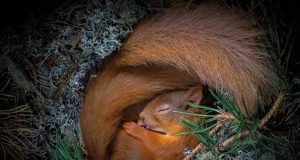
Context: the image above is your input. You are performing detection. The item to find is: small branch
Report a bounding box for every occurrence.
[183,92,284,160]
[208,122,223,135]
[259,92,284,128]
[70,29,82,53]
[183,122,223,160]
[221,130,250,150]
[219,92,285,150]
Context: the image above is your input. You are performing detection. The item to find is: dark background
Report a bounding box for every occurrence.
[0,0,65,31]
[0,0,299,72]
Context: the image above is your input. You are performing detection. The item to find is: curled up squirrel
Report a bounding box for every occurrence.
[81,2,279,160]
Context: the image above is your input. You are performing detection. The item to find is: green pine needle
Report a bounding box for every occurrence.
[172,110,216,118]
[52,133,84,160]
[185,102,222,113]
[209,89,244,121]
[287,91,300,97]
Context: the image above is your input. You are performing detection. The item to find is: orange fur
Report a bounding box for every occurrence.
[110,130,154,160]
[82,67,197,160]
[81,3,279,159]
[111,86,203,160]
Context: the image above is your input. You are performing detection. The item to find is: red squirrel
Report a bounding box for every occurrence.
[81,2,279,159]
[110,86,204,160]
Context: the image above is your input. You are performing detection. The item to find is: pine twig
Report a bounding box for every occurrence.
[183,92,284,160]
[220,130,250,150]
[219,92,284,150]
[183,122,223,160]
[259,92,284,128]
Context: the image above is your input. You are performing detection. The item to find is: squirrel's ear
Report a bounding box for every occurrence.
[156,104,171,114]
[185,86,203,105]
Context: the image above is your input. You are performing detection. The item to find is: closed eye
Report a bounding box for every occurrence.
[156,104,171,114]
[157,107,170,112]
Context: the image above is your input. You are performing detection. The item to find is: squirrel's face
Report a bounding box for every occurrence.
[137,103,180,135]
[137,91,187,135]
[137,86,204,135]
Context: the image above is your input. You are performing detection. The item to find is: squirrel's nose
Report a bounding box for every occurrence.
[137,119,145,127]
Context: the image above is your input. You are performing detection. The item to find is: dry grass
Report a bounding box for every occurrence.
[0,105,40,159]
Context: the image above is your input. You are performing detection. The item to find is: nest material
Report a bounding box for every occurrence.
[0,0,152,159]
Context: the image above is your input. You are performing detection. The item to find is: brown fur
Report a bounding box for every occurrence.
[110,130,154,160]
[81,3,278,160]
[110,86,203,160]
